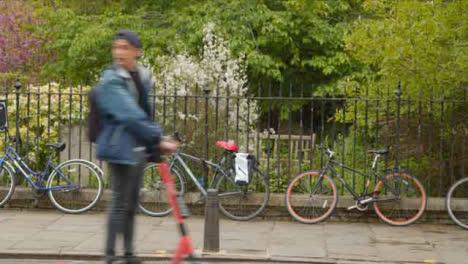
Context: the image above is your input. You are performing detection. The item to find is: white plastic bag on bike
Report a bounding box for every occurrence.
[234,153,250,185]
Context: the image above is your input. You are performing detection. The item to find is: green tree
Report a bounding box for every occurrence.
[335,0,468,195]
[340,0,468,108]
[31,0,363,96]
[33,6,142,84]
[142,0,363,96]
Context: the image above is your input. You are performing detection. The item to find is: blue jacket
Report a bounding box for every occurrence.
[96,64,163,164]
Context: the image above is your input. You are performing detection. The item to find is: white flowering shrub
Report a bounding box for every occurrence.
[152,23,259,159]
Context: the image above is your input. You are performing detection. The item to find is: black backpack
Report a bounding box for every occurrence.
[88,66,149,143]
[87,86,101,143]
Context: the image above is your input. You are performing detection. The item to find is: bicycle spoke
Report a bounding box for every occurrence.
[47,161,103,214]
[295,182,309,194]
[295,181,329,220]
[286,171,337,224]
[138,164,185,217]
[374,173,426,226]
[216,166,269,221]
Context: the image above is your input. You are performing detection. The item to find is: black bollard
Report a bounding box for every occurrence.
[203,189,219,253]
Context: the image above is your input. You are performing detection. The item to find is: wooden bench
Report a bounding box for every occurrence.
[252,133,316,163]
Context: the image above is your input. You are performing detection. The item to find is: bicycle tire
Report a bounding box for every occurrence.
[446,177,468,230]
[47,159,104,214]
[215,165,269,221]
[0,161,16,207]
[373,172,426,226]
[138,163,186,217]
[285,171,338,224]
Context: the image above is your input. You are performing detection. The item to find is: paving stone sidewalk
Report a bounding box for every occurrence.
[0,210,466,264]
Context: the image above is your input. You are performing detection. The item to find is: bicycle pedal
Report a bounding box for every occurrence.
[347,205,357,210]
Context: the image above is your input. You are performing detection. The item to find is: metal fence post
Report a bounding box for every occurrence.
[14,79,21,153]
[395,81,402,169]
[203,189,219,253]
[203,88,211,186]
[203,88,211,161]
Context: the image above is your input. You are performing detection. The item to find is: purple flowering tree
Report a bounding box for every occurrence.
[0,0,46,75]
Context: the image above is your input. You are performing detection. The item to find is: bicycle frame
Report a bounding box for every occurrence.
[0,144,75,191]
[320,152,400,202]
[168,150,234,198]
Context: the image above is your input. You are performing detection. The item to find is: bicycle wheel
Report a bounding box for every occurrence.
[286,171,337,224]
[0,162,16,207]
[138,163,186,217]
[373,172,426,226]
[47,159,103,214]
[215,166,269,221]
[446,177,468,229]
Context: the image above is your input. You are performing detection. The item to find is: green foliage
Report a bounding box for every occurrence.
[30,0,362,94]
[332,0,468,194]
[170,0,362,97]
[340,0,468,105]
[14,0,466,196]
[334,0,468,152]
[33,6,142,84]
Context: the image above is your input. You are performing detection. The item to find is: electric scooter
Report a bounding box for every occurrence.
[158,161,206,264]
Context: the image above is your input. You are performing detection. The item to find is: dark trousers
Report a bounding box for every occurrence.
[105,157,145,256]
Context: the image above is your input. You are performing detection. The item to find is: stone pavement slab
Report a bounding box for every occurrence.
[0,209,467,263]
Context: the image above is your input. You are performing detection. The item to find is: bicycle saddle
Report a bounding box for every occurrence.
[215,141,239,152]
[46,142,66,152]
[367,149,388,155]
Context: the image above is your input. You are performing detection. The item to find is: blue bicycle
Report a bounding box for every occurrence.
[0,128,104,214]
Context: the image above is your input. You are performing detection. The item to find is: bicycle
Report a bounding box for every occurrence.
[0,128,104,214]
[138,134,270,221]
[446,176,468,229]
[285,148,427,226]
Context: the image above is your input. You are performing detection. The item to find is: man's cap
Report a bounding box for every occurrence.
[114,30,142,48]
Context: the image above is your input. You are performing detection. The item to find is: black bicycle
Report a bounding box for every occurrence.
[446,177,468,229]
[285,148,427,226]
[138,134,270,221]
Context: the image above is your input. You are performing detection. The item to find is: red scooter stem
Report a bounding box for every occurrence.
[158,162,196,264]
